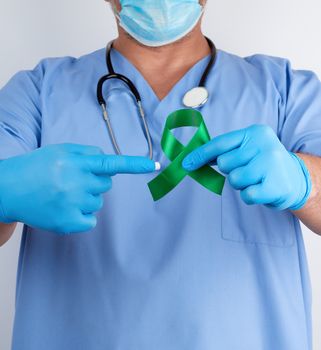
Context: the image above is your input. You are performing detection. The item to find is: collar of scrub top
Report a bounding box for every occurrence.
[96,36,218,160]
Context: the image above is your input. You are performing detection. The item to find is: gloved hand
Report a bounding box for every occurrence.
[182,124,311,210]
[0,143,158,234]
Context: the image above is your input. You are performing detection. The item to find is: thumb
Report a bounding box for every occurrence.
[83,154,160,175]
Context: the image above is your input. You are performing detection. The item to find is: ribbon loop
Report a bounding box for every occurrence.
[148,109,225,201]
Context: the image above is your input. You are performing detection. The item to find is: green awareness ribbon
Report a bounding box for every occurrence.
[148,109,225,201]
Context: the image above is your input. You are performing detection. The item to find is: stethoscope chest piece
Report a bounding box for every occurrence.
[183,86,209,109]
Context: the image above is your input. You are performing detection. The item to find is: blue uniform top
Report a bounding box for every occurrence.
[1,44,321,350]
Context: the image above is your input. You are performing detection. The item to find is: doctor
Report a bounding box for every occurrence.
[1,0,321,349]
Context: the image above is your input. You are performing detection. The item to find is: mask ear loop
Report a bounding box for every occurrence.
[199,1,207,17]
[112,3,121,21]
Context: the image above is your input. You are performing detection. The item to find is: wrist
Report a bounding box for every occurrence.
[287,152,312,211]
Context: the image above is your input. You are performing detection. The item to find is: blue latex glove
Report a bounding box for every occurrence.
[0,143,158,234]
[182,124,311,210]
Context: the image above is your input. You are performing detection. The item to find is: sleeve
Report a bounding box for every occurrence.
[0,60,45,160]
[246,54,321,157]
[278,60,321,156]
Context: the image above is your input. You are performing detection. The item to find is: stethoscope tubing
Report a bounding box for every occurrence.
[96,37,217,160]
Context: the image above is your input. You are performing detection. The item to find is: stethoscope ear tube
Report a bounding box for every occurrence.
[96,73,151,157]
[97,73,142,106]
[106,41,115,74]
[97,41,151,157]
[199,37,217,87]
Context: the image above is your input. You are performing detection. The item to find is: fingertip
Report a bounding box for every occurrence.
[147,159,158,172]
[92,155,160,175]
[125,157,159,174]
[139,158,158,173]
[182,155,195,171]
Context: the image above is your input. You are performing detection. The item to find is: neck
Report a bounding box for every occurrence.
[112,25,211,100]
[113,25,210,74]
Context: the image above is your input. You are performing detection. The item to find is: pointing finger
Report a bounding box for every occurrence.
[83,154,160,175]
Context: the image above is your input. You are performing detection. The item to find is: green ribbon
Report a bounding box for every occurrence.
[148,109,225,201]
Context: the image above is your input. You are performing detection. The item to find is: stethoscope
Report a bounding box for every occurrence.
[96,37,217,160]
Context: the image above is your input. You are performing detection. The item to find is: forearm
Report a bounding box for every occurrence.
[292,153,321,235]
[0,221,17,246]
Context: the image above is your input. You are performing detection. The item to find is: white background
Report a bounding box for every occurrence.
[0,0,321,349]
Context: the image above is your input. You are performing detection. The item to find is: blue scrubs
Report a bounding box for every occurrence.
[1,45,320,350]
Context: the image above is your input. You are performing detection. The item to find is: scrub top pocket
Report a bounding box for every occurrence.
[221,182,295,247]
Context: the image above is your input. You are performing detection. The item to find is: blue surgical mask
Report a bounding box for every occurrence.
[115,0,204,47]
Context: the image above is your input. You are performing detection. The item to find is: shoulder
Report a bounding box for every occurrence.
[0,47,106,120]
[218,48,292,77]
[32,48,105,86]
[217,49,320,102]
[3,47,105,92]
